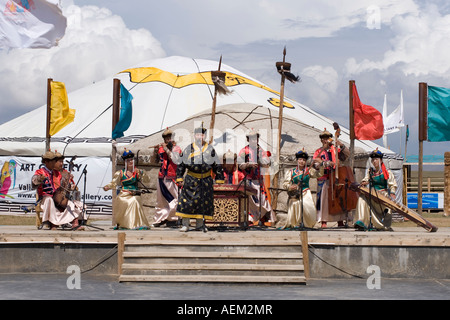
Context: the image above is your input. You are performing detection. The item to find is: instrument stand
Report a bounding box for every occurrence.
[76,165,103,231]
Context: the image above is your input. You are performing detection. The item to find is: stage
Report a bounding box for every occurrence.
[0,222,449,280]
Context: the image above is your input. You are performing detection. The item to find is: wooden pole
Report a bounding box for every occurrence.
[349,80,355,171]
[209,56,223,145]
[46,78,53,152]
[111,79,121,224]
[418,82,428,215]
[444,152,450,217]
[272,47,289,212]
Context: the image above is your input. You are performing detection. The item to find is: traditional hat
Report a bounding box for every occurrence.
[54,150,64,160]
[370,148,383,159]
[162,127,173,137]
[122,149,135,160]
[41,150,56,160]
[295,148,308,159]
[319,128,333,138]
[246,128,260,138]
[223,149,237,161]
[194,122,207,134]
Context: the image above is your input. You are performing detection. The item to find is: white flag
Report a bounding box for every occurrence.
[0,0,67,49]
[383,90,404,135]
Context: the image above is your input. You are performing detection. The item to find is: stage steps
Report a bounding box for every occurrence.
[117,232,309,284]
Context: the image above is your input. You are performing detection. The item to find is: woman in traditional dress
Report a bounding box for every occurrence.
[354,149,397,231]
[282,149,322,229]
[103,149,150,230]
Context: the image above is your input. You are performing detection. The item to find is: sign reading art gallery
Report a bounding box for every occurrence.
[0,156,112,205]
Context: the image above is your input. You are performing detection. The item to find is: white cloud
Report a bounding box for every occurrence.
[345,3,450,81]
[0,3,165,121]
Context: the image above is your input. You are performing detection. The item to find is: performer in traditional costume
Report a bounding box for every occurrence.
[354,149,397,231]
[103,149,150,230]
[176,125,224,232]
[222,150,245,184]
[238,129,276,226]
[152,128,182,227]
[32,150,83,230]
[282,149,323,229]
[313,129,350,228]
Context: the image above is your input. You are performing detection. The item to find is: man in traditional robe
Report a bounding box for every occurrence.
[175,126,224,232]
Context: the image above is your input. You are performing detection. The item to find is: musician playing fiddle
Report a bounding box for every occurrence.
[103,149,150,230]
[354,149,397,231]
[312,128,350,228]
[31,150,83,230]
[281,149,323,229]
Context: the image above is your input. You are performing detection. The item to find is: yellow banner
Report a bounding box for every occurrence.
[49,81,75,136]
[120,67,280,96]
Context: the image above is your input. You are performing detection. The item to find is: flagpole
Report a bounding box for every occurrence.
[209,56,224,145]
[111,78,121,220]
[418,82,428,215]
[271,47,290,212]
[46,78,53,151]
[349,80,355,171]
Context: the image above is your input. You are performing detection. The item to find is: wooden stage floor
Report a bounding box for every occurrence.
[1,222,449,247]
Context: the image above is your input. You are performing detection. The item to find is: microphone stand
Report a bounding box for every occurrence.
[76,165,103,231]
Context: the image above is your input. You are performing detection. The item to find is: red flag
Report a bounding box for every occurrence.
[352,83,384,140]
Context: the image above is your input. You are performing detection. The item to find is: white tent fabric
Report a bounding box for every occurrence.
[0,55,393,157]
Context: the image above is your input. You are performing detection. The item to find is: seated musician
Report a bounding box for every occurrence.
[282,149,323,229]
[222,150,244,184]
[53,152,86,223]
[354,149,397,231]
[103,149,150,230]
[31,150,83,230]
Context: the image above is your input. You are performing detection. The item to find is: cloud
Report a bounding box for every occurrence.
[345,3,450,82]
[0,3,165,122]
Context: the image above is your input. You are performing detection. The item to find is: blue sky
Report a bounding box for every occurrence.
[1,0,449,159]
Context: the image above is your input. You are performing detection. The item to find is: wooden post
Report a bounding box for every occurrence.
[349,80,355,171]
[418,82,428,215]
[209,56,224,145]
[300,231,310,280]
[445,152,450,217]
[112,79,121,225]
[272,47,289,212]
[45,78,53,151]
[117,232,126,275]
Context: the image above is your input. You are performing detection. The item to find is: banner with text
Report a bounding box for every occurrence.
[0,156,112,205]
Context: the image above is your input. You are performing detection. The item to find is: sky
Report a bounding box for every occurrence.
[1,0,449,160]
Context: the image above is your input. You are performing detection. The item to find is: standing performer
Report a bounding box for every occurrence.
[313,129,350,228]
[355,149,397,231]
[282,149,323,229]
[32,150,83,230]
[176,125,224,232]
[152,128,182,227]
[103,149,150,230]
[238,129,276,226]
[222,150,245,184]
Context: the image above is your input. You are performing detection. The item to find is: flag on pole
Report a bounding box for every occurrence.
[49,81,75,135]
[112,84,133,140]
[352,82,384,140]
[427,85,450,142]
[0,0,67,49]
